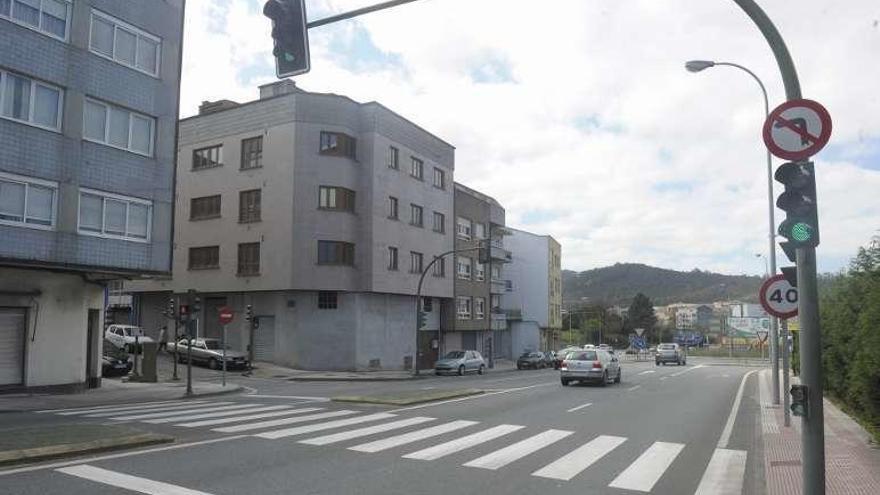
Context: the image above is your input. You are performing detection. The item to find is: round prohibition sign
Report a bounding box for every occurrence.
[759,274,799,319]
[763,99,832,161]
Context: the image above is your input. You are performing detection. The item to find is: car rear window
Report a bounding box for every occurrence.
[659,344,676,350]
[569,351,598,361]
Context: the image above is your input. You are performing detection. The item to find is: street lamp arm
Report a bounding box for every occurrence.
[713,62,769,115]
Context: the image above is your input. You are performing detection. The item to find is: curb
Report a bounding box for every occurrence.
[288,376,423,382]
[0,384,243,413]
[0,433,174,467]
[332,389,484,406]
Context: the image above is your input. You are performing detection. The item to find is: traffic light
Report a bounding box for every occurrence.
[245,304,253,322]
[417,311,426,329]
[790,384,809,418]
[193,297,201,314]
[781,266,798,288]
[775,161,819,249]
[167,298,175,318]
[263,0,310,78]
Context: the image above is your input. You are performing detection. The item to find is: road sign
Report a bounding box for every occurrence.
[763,99,832,161]
[218,306,234,325]
[760,274,799,319]
[756,329,769,343]
[634,328,645,337]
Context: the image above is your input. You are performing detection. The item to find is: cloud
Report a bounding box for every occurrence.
[179,0,880,275]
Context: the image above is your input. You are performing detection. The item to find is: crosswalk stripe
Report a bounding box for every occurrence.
[608,441,685,492]
[176,407,324,428]
[402,424,525,461]
[531,435,627,481]
[212,410,358,433]
[255,413,397,440]
[51,400,209,416]
[348,420,478,453]
[299,417,436,446]
[106,403,259,421]
[463,429,573,470]
[83,402,231,418]
[57,464,213,495]
[144,405,293,424]
[694,448,747,495]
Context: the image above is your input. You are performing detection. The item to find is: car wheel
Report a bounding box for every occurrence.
[615,368,622,384]
[655,361,660,366]
[458,365,465,376]
[209,358,219,370]
[517,365,522,370]
[561,378,569,386]
[478,365,485,375]
[600,371,608,387]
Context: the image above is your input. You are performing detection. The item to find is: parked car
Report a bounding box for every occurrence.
[104,324,154,352]
[434,350,486,376]
[517,352,546,370]
[167,338,250,370]
[542,351,557,368]
[597,344,613,353]
[560,349,621,386]
[554,347,581,369]
[101,355,132,377]
[655,343,686,366]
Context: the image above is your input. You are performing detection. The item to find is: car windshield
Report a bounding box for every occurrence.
[444,351,465,359]
[569,351,598,361]
[204,340,223,350]
[659,344,676,350]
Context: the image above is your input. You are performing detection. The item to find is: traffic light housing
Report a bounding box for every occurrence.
[193,297,201,314]
[775,161,819,249]
[417,311,426,329]
[167,298,175,318]
[245,304,253,322]
[263,0,310,78]
[781,266,798,288]
[790,384,809,418]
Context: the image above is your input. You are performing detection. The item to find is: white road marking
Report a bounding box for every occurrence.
[396,384,548,411]
[83,402,231,418]
[57,464,213,495]
[299,417,435,445]
[255,413,397,439]
[669,364,705,377]
[532,435,627,481]
[637,370,656,375]
[626,385,642,392]
[212,410,357,433]
[348,420,478,453]
[244,394,330,402]
[42,400,205,415]
[694,448,748,495]
[107,403,259,421]
[402,424,524,460]
[464,429,573,470]
[566,403,592,413]
[608,441,685,492]
[718,370,759,449]
[144,405,291,424]
[176,407,324,428]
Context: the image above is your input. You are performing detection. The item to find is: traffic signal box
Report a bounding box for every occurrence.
[263,0,310,77]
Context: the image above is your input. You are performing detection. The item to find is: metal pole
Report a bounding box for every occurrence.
[782,318,791,427]
[222,323,227,387]
[307,0,423,29]
[185,320,193,397]
[172,298,179,381]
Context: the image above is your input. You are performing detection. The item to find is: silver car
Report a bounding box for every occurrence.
[560,349,621,386]
[655,343,686,366]
[168,338,250,370]
[434,350,486,376]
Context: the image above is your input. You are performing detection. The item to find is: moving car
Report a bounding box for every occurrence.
[655,343,686,366]
[560,349,621,386]
[517,352,546,369]
[104,324,154,352]
[543,351,557,368]
[435,350,486,376]
[554,347,581,369]
[168,338,250,370]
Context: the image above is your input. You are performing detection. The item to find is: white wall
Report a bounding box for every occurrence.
[502,229,550,327]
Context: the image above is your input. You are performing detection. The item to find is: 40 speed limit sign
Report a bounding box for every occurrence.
[759,274,799,319]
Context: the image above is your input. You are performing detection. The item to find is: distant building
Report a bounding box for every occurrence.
[673,304,714,330]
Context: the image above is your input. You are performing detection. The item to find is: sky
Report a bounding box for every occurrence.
[179,0,880,276]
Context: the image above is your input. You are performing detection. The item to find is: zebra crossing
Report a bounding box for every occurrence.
[40,399,747,493]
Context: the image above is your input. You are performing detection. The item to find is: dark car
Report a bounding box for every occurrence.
[517,352,546,370]
[101,355,131,377]
[542,351,557,368]
[554,347,581,369]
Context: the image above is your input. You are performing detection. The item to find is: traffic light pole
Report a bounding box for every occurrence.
[306,0,423,29]
[731,1,822,493]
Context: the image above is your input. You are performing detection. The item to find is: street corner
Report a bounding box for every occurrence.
[332,388,485,406]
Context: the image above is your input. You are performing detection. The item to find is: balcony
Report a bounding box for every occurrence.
[503,308,522,320]
[491,278,512,294]
[107,294,132,308]
[490,245,512,263]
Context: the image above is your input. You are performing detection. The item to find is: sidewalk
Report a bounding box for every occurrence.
[246,359,518,381]
[759,369,880,494]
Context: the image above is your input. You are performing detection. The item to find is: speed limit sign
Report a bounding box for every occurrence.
[760,274,799,319]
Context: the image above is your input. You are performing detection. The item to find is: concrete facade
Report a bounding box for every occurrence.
[0,1,183,389]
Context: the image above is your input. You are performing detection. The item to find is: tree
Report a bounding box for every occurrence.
[627,293,658,342]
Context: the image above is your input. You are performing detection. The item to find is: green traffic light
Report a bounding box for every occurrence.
[283,52,296,62]
[791,222,813,242]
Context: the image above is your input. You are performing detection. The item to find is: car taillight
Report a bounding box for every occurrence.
[592,361,603,369]
[561,360,568,368]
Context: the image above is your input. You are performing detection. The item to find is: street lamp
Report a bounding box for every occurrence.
[686,59,780,406]
[756,253,769,278]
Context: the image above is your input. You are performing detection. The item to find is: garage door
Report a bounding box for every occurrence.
[0,308,26,386]
[253,316,275,362]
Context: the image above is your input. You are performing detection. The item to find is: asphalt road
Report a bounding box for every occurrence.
[0,358,765,495]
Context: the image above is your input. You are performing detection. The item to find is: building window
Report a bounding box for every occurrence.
[0,0,71,40]
[387,246,398,271]
[433,256,445,277]
[78,189,151,241]
[192,144,222,170]
[239,189,261,223]
[422,297,433,312]
[0,171,56,229]
[410,251,423,273]
[241,136,262,169]
[410,157,423,180]
[456,217,472,240]
[432,212,445,234]
[491,294,501,311]
[457,256,472,280]
[88,9,161,76]
[237,242,260,276]
[457,296,472,319]
[475,297,486,319]
[388,196,398,219]
[188,246,219,270]
[318,186,355,212]
[0,70,63,131]
[83,98,154,156]
[318,291,338,309]
[318,240,355,266]
[491,264,501,280]
[433,167,445,189]
[474,222,486,239]
[410,204,423,227]
[387,146,399,169]
[475,262,485,281]
[319,131,356,159]
[190,195,221,220]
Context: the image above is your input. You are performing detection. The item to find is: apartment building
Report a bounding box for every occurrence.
[447,182,510,361]
[0,1,184,390]
[130,80,455,371]
[502,228,563,352]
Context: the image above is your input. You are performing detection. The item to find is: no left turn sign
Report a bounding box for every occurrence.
[760,274,799,319]
[763,99,832,161]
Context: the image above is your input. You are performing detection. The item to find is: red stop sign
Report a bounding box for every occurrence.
[218,306,234,325]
